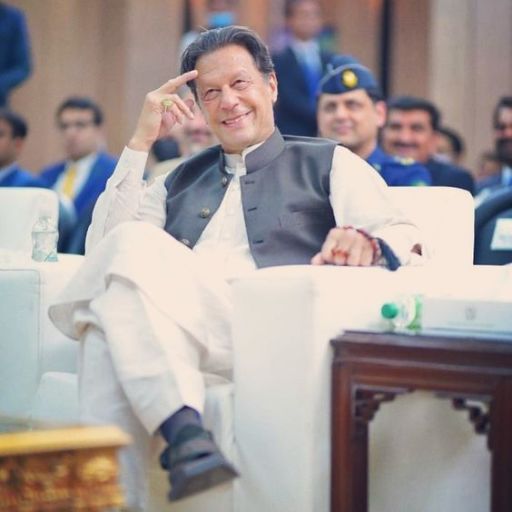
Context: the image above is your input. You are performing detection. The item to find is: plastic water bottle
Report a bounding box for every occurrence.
[31,214,58,262]
[381,295,422,332]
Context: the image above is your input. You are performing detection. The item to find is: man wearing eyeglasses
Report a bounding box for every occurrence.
[39,97,117,252]
[40,97,117,220]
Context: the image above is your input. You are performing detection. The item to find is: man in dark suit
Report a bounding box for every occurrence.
[382,96,475,194]
[0,108,41,187]
[39,97,117,253]
[0,3,32,107]
[39,97,117,219]
[272,0,332,136]
[475,96,512,202]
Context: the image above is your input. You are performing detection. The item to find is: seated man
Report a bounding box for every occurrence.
[39,97,117,252]
[0,109,41,187]
[316,55,431,187]
[475,96,512,202]
[50,26,425,509]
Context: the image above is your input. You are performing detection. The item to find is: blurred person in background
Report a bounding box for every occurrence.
[180,0,238,56]
[39,97,117,221]
[475,150,502,185]
[317,55,431,187]
[0,108,41,187]
[475,96,512,200]
[382,96,475,194]
[272,0,332,136]
[435,126,465,166]
[0,2,32,107]
[39,97,117,253]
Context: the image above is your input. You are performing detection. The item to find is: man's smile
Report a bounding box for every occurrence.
[221,111,252,127]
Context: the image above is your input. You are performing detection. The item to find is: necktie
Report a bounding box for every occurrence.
[61,164,77,198]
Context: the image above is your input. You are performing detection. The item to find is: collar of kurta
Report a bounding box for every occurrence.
[214,129,285,178]
[226,129,285,175]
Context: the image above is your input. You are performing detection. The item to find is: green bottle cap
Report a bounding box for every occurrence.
[381,302,399,319]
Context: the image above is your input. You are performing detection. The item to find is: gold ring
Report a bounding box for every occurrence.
[161,98,174,111]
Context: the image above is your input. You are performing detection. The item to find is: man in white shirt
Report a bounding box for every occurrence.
[51,26,424,508]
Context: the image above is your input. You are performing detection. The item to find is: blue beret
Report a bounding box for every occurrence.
[318,55,382,98]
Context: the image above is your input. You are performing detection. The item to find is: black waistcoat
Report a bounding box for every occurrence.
[163,129,337,268]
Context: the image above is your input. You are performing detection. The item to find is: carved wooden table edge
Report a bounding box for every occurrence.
[330,330,512,512]
[0,423,131,511]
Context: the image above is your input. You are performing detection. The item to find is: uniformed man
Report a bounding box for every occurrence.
[316,55,431,186]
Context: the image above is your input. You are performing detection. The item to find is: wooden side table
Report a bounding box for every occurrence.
[331,330,512,512]
[0,422,131,511]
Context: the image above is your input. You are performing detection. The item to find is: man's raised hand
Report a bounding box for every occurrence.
[128,70,198,152]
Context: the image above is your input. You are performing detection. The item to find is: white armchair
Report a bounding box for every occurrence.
[2,186,490,512]
[0,187,59,254]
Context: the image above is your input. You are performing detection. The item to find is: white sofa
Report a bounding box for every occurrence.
[0,254,83,423]
[2,186,495,512]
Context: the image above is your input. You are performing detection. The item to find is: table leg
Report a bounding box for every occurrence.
[491,379,512,511]
[331,366,368,512]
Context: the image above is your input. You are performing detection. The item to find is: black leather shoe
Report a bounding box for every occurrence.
[160,426,239,501]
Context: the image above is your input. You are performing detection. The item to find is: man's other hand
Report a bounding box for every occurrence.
[311,226,378,266]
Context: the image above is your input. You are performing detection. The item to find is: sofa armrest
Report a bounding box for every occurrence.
[0,269,41,418]
[231,265,404,512]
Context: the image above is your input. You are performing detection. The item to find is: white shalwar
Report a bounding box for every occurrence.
[49,140,423,508]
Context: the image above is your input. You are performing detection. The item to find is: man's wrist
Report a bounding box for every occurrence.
[347,226,401,271]
[128,136,152,153]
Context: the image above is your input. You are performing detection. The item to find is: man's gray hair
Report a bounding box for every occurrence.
[180,25,275,101]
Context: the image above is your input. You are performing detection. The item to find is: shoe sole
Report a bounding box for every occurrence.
[169,452,239,501]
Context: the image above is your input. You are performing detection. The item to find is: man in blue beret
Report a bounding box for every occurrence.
[316,55,431,186]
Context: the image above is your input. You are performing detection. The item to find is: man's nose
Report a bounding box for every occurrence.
[333,105,348,119]
[501,125,512,138]
[219,86,238,110]
[396,128,414,144]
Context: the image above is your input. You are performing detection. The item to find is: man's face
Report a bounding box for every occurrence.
[195,44,277,154]
[434,132,457,164]
[57,108,101,161]
[495,106,512,166]
[382,109,436,163]
[317,89,385,158]
[0,119,22,168]
[287,0,323,41]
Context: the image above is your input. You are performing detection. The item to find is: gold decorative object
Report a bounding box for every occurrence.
[341,69,358,88]
[0,423,131,511]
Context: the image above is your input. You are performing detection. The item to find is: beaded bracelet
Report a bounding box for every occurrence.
[341,226,401,271]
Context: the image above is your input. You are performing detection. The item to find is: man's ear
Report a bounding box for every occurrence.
[375,101,387,129]
[268,72,278,104]
[13,137,25,155]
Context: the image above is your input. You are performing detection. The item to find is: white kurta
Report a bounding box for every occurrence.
[49,138,424,508]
